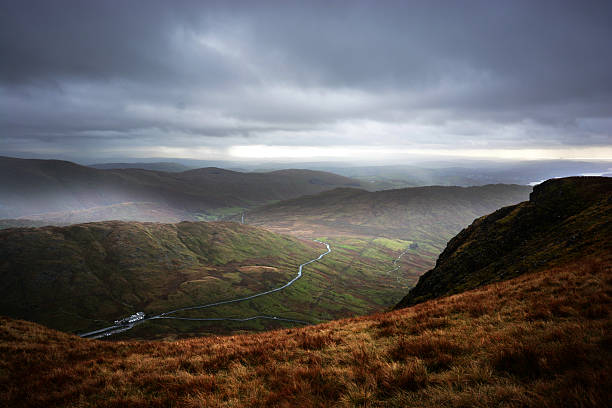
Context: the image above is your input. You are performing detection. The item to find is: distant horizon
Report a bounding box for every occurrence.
[3,153,612,169]
[2,1,611,163]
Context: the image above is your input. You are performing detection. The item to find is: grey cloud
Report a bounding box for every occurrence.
[1,0,611,160]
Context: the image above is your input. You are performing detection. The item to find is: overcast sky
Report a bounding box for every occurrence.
[1,0,611,163]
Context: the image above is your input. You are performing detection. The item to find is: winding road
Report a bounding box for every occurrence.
[387,248,410,284]
[80,240,331,339]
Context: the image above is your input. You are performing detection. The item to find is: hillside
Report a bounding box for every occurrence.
[0,220,425,339]
[241,184,530,292]
[0,221,321,336]
[89,162,193,172]
[0,202,190,227]
[396,176,612,308]
[1,177,610,406]
[243,184,531,239]
[1,257,609,407]
[0,156,365,220]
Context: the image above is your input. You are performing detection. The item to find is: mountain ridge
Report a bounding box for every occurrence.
[0,156,367,220]
[243,183,532,241]
[89,162,193,172]
[396,176,612,308]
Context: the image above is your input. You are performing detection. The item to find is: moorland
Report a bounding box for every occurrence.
[1,177,610,407]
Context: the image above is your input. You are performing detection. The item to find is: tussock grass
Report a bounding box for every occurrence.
[1,258,611,407]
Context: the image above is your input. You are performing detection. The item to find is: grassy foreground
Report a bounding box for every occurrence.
[1,257,609,407]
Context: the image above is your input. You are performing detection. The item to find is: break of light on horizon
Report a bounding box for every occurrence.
[66,144,612,163]
[228,145,612,161]
[1,1,611,162]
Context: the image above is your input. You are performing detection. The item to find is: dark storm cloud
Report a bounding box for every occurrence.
[1,0,611,160]
[0,1,244,85]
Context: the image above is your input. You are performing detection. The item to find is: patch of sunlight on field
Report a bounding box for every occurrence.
[372,237,412,251]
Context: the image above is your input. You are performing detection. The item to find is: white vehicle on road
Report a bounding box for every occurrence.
[114,312,145,325]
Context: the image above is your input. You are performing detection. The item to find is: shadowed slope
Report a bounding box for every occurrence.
[243,184,531,240]
[0,221,320,335]
[0,156,365,220]
[89,162,193,172]
[396,176,611,308]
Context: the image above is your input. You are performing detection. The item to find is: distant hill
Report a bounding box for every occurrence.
[0,219,52,229]
[0,202,191,227]
[240,184,531,293]
[243,184,531,241]
[0,156,366,220]
[320,160,612,188]
[89,162,193,172]
[396,176,612,308]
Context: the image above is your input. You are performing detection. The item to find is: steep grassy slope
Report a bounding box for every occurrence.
[1,257,609,407]
[396,176,611,308]
[0,221,421,339]
[0,221,321,335]
[0,156,364,220]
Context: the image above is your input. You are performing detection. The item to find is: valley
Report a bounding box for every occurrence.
[0,176,610,406]
[3,2,611,406]
[0,180,530,340]
[0,221,423,339]
[81,241,332,339]
[236,184,532,319]
[2,242,609,406]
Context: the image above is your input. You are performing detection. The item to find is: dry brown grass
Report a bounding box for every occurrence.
[1,257,611,407]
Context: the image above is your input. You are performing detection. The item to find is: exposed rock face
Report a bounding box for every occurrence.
[396,177,612,308]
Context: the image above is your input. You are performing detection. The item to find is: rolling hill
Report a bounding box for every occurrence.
[89,162,194,172]
[240,184,531,292]
[0,221,322,336]
[0,220,429,339]
[0,156,365,221]
[1,202,190,226]
[243,184,531,239]
[396,176,612,308]
[1,186,610,406]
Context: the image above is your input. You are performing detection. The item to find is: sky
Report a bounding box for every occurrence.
[1,0,612,163]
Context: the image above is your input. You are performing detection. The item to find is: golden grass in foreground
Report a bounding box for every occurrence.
[1,258,610,407]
